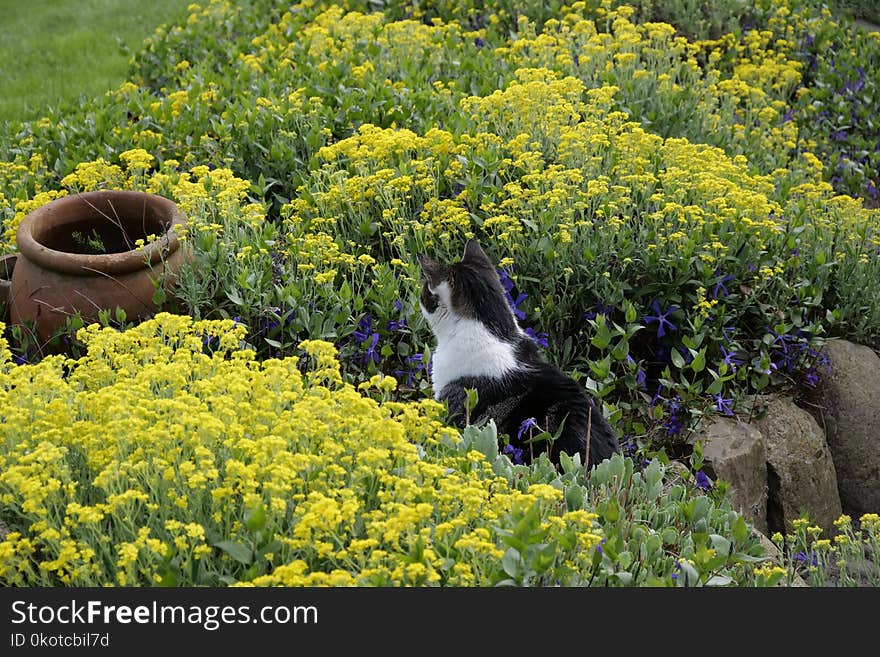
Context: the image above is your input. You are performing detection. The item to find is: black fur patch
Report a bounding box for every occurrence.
[449,264,519,341]
[420,282,439,314]
[439,340,619,468]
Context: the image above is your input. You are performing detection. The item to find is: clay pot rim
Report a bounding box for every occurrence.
[15,190,185,276]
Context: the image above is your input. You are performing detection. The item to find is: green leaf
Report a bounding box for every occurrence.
[690,349,706,373]
[256,540,283,558]
[611,337,630,361]
[226,288,244,305]
[466,421,498,461]
[501,548,523,578]
[564,484,584,511]
[214,540,253,565]
[602,499,620,523]
[678,560,700,587]
[732,515,749,543]
[245,505,267,532]
[157,569,179,587]
[465,388,479,415]
[709,534,731,556]
[671,348,685,369]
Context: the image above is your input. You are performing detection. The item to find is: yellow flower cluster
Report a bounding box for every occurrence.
[0,315,603,586]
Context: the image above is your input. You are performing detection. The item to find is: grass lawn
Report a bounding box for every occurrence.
[0,0,191,124]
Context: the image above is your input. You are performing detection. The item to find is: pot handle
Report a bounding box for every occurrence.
[0,254,16,305]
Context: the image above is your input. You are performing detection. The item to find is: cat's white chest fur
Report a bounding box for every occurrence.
[421,282,520,398]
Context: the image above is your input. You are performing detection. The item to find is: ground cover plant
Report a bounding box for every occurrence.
[1,0,878,585]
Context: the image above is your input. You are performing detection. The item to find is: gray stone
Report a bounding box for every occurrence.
[756,396,842,535]
[819,340,880,514]
[690,417,768,533]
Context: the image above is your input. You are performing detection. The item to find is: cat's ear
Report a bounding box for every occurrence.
[417,254,451,288]
[461,238,493,268]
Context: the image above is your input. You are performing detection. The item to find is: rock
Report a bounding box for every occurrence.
[819,340,880,514]
[690,417,768,534]
[755,529,781,562]
[755,396,842,535]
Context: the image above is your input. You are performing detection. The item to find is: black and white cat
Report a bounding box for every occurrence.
[418,239,619,468]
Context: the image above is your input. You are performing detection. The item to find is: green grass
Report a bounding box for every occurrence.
[832,0,880,26]
[0,0,191,124]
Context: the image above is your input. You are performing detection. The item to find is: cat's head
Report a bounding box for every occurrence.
[417,239,520,340]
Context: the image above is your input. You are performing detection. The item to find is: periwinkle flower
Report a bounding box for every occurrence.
[695,471,713,490]
[643,301,678,338]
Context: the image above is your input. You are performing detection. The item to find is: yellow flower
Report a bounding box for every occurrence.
[119,148,155,172]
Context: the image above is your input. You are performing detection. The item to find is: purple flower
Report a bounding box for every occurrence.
[510,294,527,320]
[695,471,713,490]
[651,385,664,408]
[474,36,485,48]
[524,327,549,348]
[782,108,796,123]
[394,353,425,387]
[643,301,678,338]
[714,393,734,416]
[678,347,694,366]
[663,396,684,437]
[497,266,527,320]
[353,314,373,344]
[711,271,734,299]
[720,346,742,371]
[361,332,380,365]
[625,355,645,388]
[517,417,540,441]
[771,330,791,354]
[805,370,819,387]
[503,443,524,465]
[793,551,818,567]
[584,301,615,321]
[387,317,407,332]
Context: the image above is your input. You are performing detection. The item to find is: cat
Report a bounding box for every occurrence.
[418,238,619,468]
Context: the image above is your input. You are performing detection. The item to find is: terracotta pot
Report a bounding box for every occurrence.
[10,190,188,342]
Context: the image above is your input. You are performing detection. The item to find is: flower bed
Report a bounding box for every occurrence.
[0,315,781,586]
[1,0,879,585]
